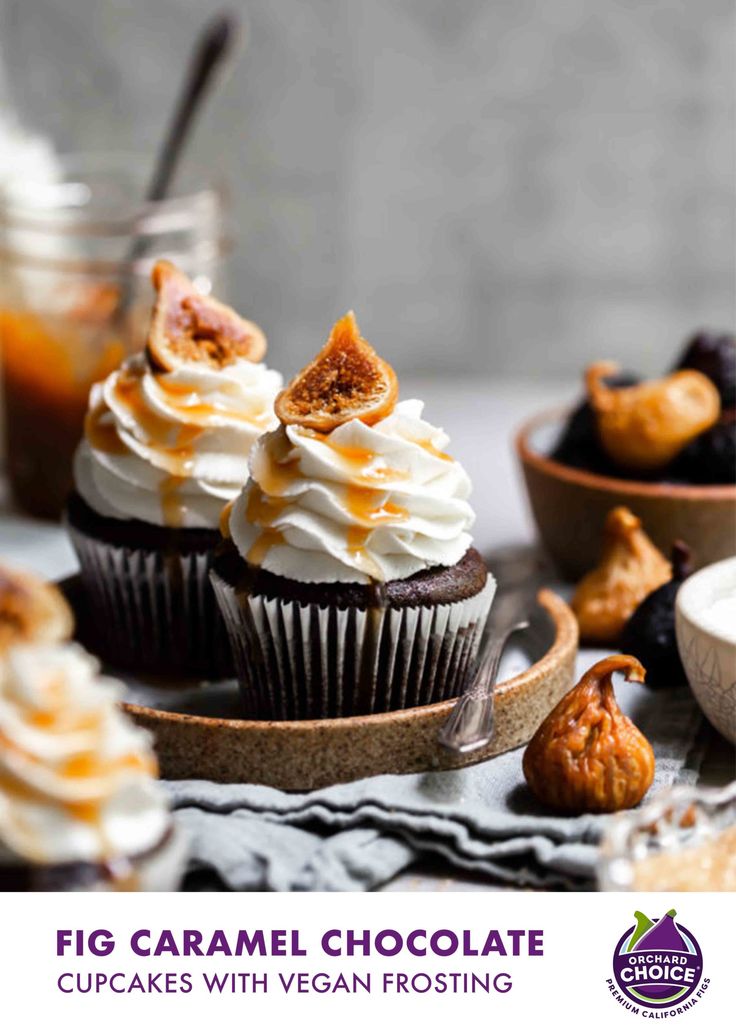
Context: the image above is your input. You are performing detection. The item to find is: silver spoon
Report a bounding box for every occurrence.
[438,617,529,754]
[109,12,241,332]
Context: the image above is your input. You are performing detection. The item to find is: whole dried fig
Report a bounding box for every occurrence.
[551,370,639,474]
[586,360,721,472]
[571,506,671,644]
[275,310,398,431]
[522,654,655,814]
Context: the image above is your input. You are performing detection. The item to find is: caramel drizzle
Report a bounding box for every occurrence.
[86,368,205,475]
[0,682,158,875]
[417,438,452,462]
[84,403,127,456]
[301,429,408,485]
[244,486,288,564]
[159,475,189,529]
[244,456,409,568]
[246,528,285,566]
[243,423,447,568]
[152,373,272,427]
[219,499,235,538]
[84,365,219,527]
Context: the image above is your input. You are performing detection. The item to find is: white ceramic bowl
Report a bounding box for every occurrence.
[676,557,736,744]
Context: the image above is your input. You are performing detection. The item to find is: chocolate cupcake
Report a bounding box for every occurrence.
[0,641,187,891]
[211,311,495,718]
[66,261,282,677]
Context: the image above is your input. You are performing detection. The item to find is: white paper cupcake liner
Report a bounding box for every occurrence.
[210,572,496,719]
[68,527,232,678]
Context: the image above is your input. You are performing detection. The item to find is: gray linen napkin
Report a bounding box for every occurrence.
[165,652,707,891]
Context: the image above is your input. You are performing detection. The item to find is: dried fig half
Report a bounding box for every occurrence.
[0,564,73,655]
[571,506,671,644]
[274,311,398,431]
[146,260,267,372]
[586,360,721,472]
[522,654,655,814]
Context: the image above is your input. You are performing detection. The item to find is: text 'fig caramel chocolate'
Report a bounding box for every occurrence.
[275,311,398,431]
[147,260,267,372]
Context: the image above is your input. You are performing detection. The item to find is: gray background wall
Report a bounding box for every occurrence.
[2,0,733,380]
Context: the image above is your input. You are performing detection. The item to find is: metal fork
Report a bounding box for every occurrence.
[438,617,530,754]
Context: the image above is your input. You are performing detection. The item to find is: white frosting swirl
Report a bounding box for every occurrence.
[0,643,169,865]
[75,352,282,529]
[228,399,475,583]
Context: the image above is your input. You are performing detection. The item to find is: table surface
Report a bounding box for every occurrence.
[1,378,733,891]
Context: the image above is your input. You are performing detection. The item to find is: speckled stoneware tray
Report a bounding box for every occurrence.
[97,587,577,790]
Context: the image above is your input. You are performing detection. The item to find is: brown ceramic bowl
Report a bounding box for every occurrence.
[516,408,736,582]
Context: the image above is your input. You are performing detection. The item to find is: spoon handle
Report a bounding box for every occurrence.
[146,12,239,205]
[437,619,529,755]
[115,12,240,318]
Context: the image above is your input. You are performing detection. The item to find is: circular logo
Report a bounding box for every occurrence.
[612,909,703,1009]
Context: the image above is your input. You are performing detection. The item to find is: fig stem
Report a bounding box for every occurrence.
[671,541,692,581]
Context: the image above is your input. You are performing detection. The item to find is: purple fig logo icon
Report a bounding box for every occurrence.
[612,908,703,1010]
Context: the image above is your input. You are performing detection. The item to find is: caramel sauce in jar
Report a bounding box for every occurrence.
[1,309,126,518]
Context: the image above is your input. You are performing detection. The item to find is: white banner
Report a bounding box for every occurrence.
[0,892,731,1028]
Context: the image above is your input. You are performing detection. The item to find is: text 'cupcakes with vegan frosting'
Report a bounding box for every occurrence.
[211,311,496,718]
[66,261,282,677]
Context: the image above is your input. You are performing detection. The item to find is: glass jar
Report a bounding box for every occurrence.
[598,781,736,891]
[0,153,228,519]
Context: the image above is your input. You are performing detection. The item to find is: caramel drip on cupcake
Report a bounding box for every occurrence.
[247,528,285,566]
[159,475,189,529]
[246,314,403,567]
[251,426,302,495]
[344,485,408,529]
[219,499,235,538]
[87,364,204,475]
[344,487,408,577]
[84,402,128,456]
[302,428,408,485]
[114,365,229,463]
[418,438,452,462]
[151,375,274,427]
